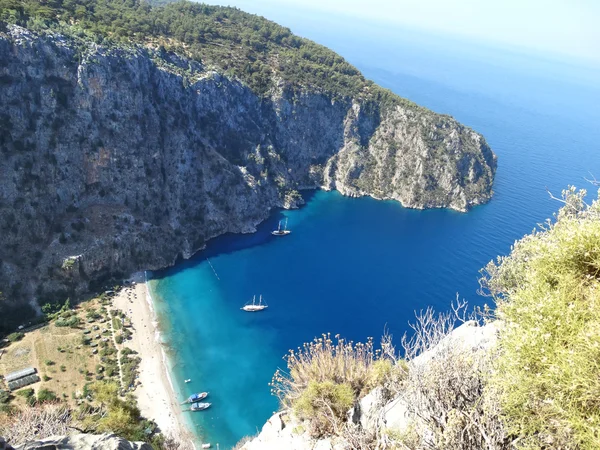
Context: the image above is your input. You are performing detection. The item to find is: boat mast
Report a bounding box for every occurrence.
[284,218,288,231]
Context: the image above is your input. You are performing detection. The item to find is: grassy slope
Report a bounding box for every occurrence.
[0,297,129,408]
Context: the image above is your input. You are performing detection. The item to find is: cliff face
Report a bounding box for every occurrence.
[7,433,151,450]
[0,25,496,304]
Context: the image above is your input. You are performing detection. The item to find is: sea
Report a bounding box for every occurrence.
[148,10,600,449]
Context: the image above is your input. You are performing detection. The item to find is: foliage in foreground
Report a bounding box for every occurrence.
[271,333,402,437]
[270,187,600,449]
[482,187,600,449]
[0,381,179,449]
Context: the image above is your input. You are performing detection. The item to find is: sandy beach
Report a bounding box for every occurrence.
[113,272,194,447]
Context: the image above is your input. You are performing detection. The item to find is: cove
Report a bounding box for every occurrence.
[149,190,500,448]
[148,25,600,449]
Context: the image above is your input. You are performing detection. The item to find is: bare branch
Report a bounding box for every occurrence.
[584,172,600,186]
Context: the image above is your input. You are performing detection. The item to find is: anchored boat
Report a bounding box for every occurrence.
[182,392,208,404]
[271,218,291,236]
[190,402,211,411]
[241,295,268,312]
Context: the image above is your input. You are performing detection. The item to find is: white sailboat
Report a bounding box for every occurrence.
[271,218,291,236]
[241,295,268,312]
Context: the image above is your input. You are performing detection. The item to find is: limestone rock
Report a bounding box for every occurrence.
[14,433,151,450]
[0,25,496,304]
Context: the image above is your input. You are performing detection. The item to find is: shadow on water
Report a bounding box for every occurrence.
[152,190,318,281]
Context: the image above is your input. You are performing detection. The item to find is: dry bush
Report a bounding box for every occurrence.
[394,302,511,450]
[272,333,378,402]
[271,333,400,437]
[481,187,600,449]
[0,403,72,446]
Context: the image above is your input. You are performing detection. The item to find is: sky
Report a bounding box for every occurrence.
[203,0,600,64]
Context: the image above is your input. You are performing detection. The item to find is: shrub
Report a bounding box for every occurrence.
[45,360,55,366]
[86,309,102,320]
[271,333,398,437]
[482,187,600,449]
[0,389,9,404]
[15,388,34,399]
[294,381,354,436]
[0,403,13,413]
[37,388,57,403]
[121,347,137,356]
[7,331,24,342]
[55,316,80,327]
[83,382,158,441]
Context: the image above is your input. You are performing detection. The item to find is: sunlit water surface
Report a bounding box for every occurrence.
[148,22,600,448]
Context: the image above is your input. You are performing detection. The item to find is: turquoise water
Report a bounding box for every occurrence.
[149,23,600,449]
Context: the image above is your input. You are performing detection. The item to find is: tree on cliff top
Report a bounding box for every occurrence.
[0,0,403,104]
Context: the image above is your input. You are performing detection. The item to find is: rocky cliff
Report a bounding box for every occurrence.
[0,24,496,305]
[2,433,151,450]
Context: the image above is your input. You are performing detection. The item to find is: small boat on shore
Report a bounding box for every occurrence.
[241,295,268,312]
[182,392,208,404]
[271,218,291,236]
[191,402,211,411]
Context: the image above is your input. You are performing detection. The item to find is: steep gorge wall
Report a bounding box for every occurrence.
[0,26,496,305]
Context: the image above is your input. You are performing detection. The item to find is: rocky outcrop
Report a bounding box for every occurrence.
[240,321,499,450]
[0,25,496,304]
[9,433,150,450]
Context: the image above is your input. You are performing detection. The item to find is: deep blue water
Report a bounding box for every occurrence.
[149,19,600,449]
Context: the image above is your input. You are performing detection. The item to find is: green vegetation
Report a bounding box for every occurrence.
[7,331,24,342]
[0,389,9,404]
[294,380,354,434]
[121,353,141,389]
[482,186,600,449]
[0,0,404,103]
[15,388,34,399]
[271,333,401,436]
[55,315,80,327]
[61,257,76,271]
[82,382,164,447]
[37,388,57,403]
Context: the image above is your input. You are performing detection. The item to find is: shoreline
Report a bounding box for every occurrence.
[112,272,195,448]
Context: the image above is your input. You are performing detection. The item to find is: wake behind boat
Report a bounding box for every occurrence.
[181,392,208,404]
[271,218,291,236]
[241,295,268,312]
